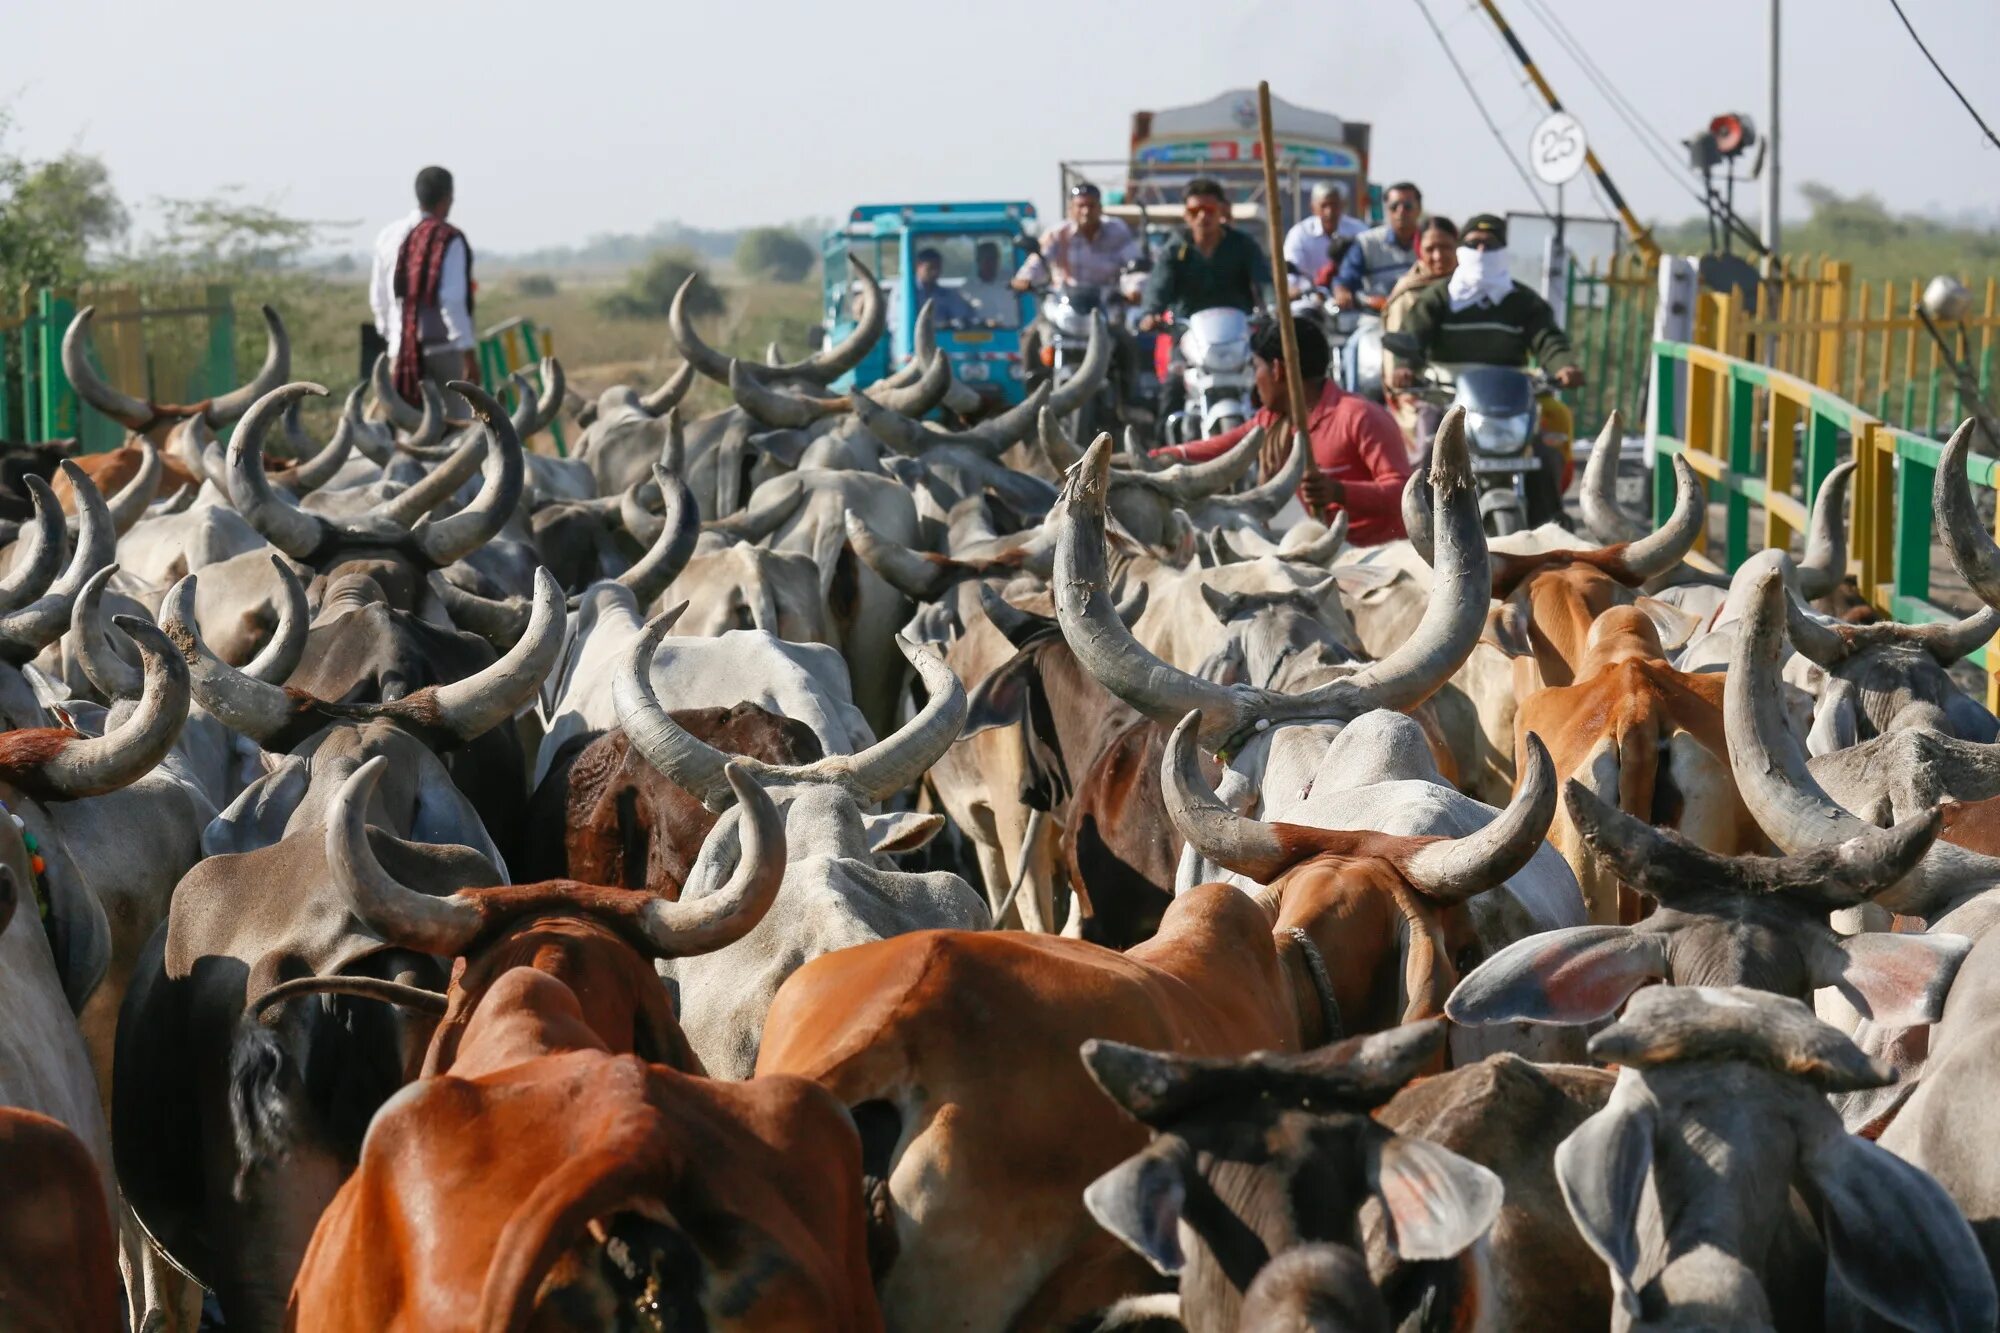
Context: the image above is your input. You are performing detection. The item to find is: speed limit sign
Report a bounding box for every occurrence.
[1530,112,1588,187]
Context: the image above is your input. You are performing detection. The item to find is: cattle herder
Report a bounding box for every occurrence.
[1153,318,1413,544]
[369,165,478,417]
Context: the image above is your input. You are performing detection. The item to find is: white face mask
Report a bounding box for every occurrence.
[1447,244,1515,310]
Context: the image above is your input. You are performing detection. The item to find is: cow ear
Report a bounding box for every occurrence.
[747,429,810,471]
[1198,583,1243,624]
[963,655,1036,739]
[1083,1137,1190,1276]
[1633,596,1702,653]
[1554,1069,1657,1322]
[1445,926,1667,1026]
[864,811,945,856]
[1808,930,1973,1027]
[1365,1127,1502,1261]
[1807,677,1859,757]
[1800,1118,1998,1332]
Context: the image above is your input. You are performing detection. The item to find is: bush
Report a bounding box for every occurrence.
[598,248,723,320]
[514,272,558,297]
[735,228,817,283]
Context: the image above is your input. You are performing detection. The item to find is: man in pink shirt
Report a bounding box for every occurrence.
[1153,319,1412,544]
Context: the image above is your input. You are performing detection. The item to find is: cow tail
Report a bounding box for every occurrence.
[226,1014,310,1201]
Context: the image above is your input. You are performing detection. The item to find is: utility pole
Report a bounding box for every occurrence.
[1762,0,1781,254]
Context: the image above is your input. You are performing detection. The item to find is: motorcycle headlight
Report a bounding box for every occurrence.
[1466,411,1531,455]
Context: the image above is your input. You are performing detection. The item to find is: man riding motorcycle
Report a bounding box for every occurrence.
[1015,182,1144,417]
[1138,177,1268,428]
[1283,181,1366,291]
[1332,180,1423,311]
[1389,213,1583,515]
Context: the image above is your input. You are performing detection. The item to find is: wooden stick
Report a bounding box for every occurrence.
[1257,81,1316,478]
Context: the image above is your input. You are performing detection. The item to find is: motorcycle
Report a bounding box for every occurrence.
[1161,307,1254,444]
[1383,333,1556,537]
[1291,278,1387,404]
[1032,283,1124,443]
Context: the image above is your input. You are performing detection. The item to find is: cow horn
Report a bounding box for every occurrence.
[966,381,1053,453]
[764,255,885,384]
[639,360,696,417]
[1399,734,1557,902]
[430,573,532,645]
[1201,428,1306,518]
[1937,419,2000,614]
[277,397,313,461]
[1046,314,1112,417]
[98,442,162,535]
[392,382,451,457]
[284,392,360,494]
[62,308,154,430]
[1724,567,2000,919]
[241,556,311,684]
[845,511,957,600]
[412,382,526,567]
[227,383,333,561]
[618,612,963,810]
[424,568,565,742]
[1402,467,1434,566]
[1783,592,1856,667]
[882,301,939,387]
[1040,406,1085,472]
[1160,710,1290,881]
[71,565,142,700]
[1144,426,1265,501]
[633,764,788,957]
[202,307,291,426]
[869,346,952,417]
[371,429,489,528]
[324,756,484,955]
[615,465,700,608]
[505,371,541,441]
[729,360,848,429]
[1795,459,1855,600]
[527,358,567,436]
[371,352,425,431]
[669,275,734,384]
[343,383,395,467]
[1786,579,1998,669]
[1613,453,1703,582]
[0,477,66,615]
[1278,512,1349,566]
[851,387,929,456]
[1577,411,1645,545]
[161,574,298,744]
[25,617,188,800]
[147,484,198,518]
[0,462,116,664]
[619,467,667,547]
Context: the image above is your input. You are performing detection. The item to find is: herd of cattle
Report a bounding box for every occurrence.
[9,257,2000,1330]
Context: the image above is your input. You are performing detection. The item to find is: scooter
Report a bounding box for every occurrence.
[1162,307,1254,444]
[1383,334,1556,537]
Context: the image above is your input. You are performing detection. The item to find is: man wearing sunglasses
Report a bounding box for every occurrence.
[1136,178,1267,333]
[1333,180,1424,312]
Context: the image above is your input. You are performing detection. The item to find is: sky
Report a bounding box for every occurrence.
[8,0,1999,255]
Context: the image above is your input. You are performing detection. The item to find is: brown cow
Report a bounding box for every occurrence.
[0,1106,120,1333]
[285,759,881,1332]
[1514,604,1763,923]
[753,715,1555,1332]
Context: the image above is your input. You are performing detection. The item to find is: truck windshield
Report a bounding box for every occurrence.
[906,232,1022,331]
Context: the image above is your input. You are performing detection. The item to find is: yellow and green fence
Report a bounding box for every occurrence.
[478,315,565,456]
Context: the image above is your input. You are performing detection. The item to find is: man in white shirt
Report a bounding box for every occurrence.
[1282,181,1367,288]
[369,165,477,415]
[959,242,1021,327]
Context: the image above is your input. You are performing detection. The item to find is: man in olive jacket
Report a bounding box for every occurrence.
[1390,213,1583,387]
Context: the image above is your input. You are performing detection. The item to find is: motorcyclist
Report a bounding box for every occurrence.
[1389,213,1582,510]
[913,246,979,327]
[1136,177,1266,331]
[1283,181,1366,291]
[1014,182,1143,412]
[1332,180,1423,311]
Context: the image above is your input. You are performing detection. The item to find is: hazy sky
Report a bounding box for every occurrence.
[10,0,1998,254]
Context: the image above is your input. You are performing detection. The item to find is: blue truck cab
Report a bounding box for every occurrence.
[821,201,1038,408]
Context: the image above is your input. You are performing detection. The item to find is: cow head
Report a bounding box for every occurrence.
[1164,711,1556,1041]
[1448,781,1969,1029]
[1080,1020,1500,1332]
[1555,986,1995,1330]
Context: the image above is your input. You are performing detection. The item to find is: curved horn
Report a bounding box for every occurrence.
[284,389,360,494]
[1577,411,1645,545]
[0,477,67,615]
[1784,591,1855,667]
[638,360,696,417]
[23,617,188,800]
[324,756,484,955]
[729,360,848,429]
[62,308,154,430]
[528,359,567,436]
[1725,567,2000,919]
[371,428,489,528]
[1160,710,1290,880]
[868,346,952,418]
[241,556,310,684]
[1040,406,1085,472]
[202,306,291,426]
[0,462,116,664]
[391,382,451,457]
[277,398,313,461]
[1614,453,1704,582]
[161,574,299,744]
[844,511,958,600]
[1277,511,1349,566]
[412,382,526,567]
[1937,419,2000,614]
[1045,313,1112,417]
[1200,428,1306,518]
[764,254,885,384]
[1399,733,1557,902]
[668,276,733,384]
[882,301,939,387]
[1796,459,1855,601]
[851,387,930,457]
[423,568,565,742]
[505,371,541,440]
[615,465,700,608]
[72,565,142,700]
[1144,426,1264,501]
[227,383,333,560]
[632,765,788,957]
[430,573,532,645]
[1402,466,1434,566]
[100,442,162,534]
[371,352,424,431]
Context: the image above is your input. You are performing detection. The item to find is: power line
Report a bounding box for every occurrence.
[1413,0,1553,212]
[1885,0,2000,152]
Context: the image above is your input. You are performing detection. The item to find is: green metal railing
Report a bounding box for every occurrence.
[1563,253,1657,440]
[1650,336,1997,696]
[478,316,565,456]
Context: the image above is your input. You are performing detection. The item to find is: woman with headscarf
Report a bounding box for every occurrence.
[1381,214,1459,450]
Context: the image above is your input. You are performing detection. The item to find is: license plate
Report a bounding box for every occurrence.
[1471,454,1540,473]
[952,330,993,344]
